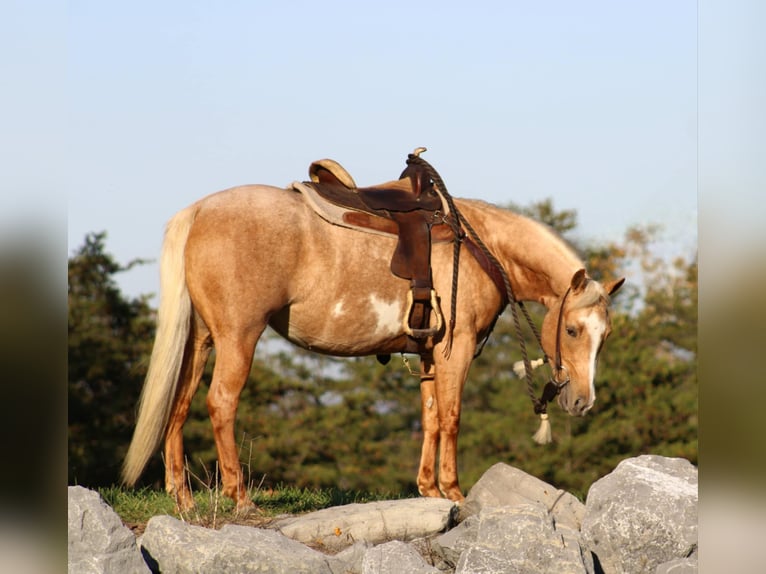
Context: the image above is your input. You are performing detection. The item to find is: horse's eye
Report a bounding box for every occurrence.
[566,326,577,338]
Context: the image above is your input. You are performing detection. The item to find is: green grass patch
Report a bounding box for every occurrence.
[99,484,415,533]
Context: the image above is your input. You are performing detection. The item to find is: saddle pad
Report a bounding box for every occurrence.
[292,180,454,242]
[291,180,397,238]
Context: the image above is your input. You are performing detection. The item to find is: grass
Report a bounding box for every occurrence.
[99,446,416,536]
[100,482,414,536]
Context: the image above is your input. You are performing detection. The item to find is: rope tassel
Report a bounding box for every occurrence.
[512,357,545,378]
[532,413,553,445]
[531,381,563,444]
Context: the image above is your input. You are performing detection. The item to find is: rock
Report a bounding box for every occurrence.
[361,540,440,574]
[273,497,457,552]
[408,535,456,572]
[329,541,372,574]
[454,503,594,574]
[67,486,150,574]
[581,455,698,574]
[140,514,339,573]
[68,456,700,573]
[432,514,479,568]
[458,462,585,530]
[654,556,698,573]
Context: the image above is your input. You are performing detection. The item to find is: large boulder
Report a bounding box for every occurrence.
[458,462,585,530]
[453,503,594,574]
[273,497,457,553]
[140,514,341,574]
[67,486,150,574]
[581,455,698,574]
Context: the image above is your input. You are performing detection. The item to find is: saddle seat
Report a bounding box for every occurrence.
[309,158,443,213]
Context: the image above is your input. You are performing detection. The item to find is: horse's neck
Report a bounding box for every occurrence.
[457,200,582,307]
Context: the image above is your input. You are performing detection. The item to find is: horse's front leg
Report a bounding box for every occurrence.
[433,343,473,502]
[416,355,441,497]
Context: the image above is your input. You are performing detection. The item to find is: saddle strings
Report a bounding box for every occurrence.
[405,152,554,424]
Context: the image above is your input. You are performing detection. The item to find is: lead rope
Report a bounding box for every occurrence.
[455,207,558,444]
[405,149,557,443]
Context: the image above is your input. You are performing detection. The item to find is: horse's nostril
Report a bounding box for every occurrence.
[572,396,590,415]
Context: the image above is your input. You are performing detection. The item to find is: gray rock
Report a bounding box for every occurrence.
[68,456,701,573]
[274,497,456,552]
[431,514,479,568]
[655,557,698,574]
[581,455,698,574]
[455,503,593,574]
[459,462,585,530]
[361,540,440,574]
[68,486,150,574]
[140,514,337,573]
[408,535,458,572]
[328,541,372,574]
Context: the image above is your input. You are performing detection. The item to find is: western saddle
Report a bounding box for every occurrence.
[302,148,449,351]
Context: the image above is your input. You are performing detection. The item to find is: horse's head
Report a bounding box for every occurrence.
[541,269,625,416]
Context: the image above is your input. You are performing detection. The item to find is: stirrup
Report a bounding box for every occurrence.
[403,288,444,339]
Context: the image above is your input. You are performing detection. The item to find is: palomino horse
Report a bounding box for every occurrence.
[122,164,624,511]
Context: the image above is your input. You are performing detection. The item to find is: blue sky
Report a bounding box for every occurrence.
[11,1,762,302]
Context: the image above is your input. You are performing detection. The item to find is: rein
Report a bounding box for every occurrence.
[405,150,570,444]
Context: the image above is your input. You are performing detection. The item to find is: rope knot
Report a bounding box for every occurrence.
[540,380,562,405]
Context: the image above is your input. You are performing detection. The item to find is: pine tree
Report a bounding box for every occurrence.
[68,232,156,485]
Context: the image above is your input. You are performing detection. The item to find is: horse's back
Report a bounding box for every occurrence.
[191,183,304,220]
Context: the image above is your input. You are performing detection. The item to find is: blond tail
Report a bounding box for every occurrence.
[122,204,198,486]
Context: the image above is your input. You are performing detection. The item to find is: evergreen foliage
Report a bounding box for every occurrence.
[68,232,157,485]
[68,204,697,500]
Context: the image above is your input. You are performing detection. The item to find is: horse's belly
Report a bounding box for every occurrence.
[268,291,409,357]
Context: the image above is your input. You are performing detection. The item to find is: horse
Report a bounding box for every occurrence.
[122,164,624,512]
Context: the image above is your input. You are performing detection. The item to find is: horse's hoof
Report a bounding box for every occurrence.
[418,485,442,498]
[172,492,197,514]
[441,487,465,503]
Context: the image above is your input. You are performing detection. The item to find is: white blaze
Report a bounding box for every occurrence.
[581,310,607,410]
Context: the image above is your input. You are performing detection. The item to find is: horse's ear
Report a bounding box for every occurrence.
[570,268,588,292]
[604,277,626,296]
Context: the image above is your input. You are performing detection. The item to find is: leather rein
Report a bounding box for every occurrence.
[534,286,572,414]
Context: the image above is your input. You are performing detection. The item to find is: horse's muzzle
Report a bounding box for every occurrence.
[558,388,594,416]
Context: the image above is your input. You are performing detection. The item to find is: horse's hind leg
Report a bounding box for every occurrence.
[164,314,212,511]
[417,355,441,497]
[206,327,263,512]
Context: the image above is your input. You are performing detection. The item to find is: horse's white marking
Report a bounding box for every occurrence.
[369,294,402,336]
[581,310,607,410]
[426,396,434,409]
[332,300,345,318]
